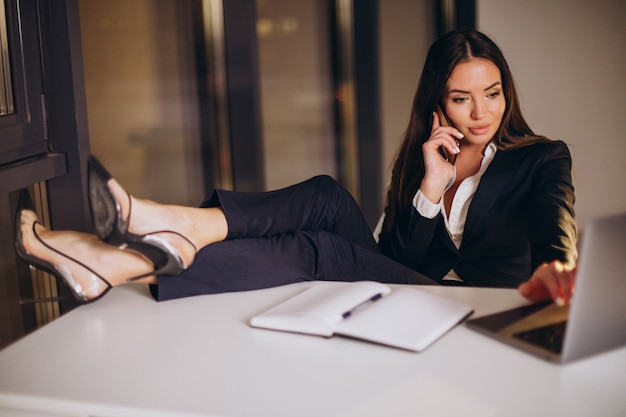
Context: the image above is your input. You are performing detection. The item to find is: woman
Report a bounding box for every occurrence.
[15,30,576,305]
[378,29,577,305]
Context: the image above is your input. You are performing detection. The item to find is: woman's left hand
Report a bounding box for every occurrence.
[518,260,577,306]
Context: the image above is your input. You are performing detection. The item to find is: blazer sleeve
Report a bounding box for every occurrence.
[526,141,578,269]
[378,200,446,272]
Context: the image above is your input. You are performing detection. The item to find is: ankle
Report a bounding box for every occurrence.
[209,207,228,242]
[189,207,227,249]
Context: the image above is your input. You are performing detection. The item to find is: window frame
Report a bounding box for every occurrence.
[0,0,47,166]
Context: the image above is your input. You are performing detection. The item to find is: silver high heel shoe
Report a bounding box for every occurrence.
[14,190,112,304]
[87,155,197,278]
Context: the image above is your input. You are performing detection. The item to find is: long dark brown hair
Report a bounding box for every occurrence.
[382,29,548,233]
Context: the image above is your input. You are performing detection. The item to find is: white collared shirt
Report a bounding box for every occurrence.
[412,142,498,282]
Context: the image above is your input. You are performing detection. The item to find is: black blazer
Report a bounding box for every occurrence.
[378,140,578,288]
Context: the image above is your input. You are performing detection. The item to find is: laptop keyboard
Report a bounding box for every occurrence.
[513,321,568,354]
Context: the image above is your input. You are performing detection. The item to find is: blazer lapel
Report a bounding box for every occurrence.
[461,148,525,246]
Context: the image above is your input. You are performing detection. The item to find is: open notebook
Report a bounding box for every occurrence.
[250,281,473,352]
[467,212,626,363]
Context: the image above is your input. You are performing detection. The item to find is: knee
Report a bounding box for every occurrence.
[309,174,340,189]
[308,175,347,198]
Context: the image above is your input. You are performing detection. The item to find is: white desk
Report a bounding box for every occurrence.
[0,283,624,417]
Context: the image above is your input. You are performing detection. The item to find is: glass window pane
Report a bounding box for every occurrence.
[257,0,336,190]
[0,0,14,116]
[78,0,204,205]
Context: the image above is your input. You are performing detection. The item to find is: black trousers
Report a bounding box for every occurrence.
[151,175,435,301]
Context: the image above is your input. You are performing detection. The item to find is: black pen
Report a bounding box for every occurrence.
[342,293,383,319]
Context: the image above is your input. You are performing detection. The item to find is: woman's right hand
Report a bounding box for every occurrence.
[419,112,463,204]
[519,260,577,306]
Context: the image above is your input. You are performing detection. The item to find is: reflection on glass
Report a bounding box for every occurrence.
[256,0,336,190]
[0,0,15,116]
[78,0,204,206]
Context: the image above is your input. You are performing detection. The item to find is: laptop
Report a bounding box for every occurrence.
[466,212,626,363]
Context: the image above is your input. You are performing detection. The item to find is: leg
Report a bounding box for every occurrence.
[202,175,377,251]
[104,175,374,271]
[152,230,435,301]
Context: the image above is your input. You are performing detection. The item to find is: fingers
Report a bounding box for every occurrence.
[419,113,463,203]
[428,112,463,159]
[431,111,441,133]
[518,279,550,303]
[518,261,577,305]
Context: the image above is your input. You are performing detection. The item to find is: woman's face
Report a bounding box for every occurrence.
[442,57,506,147]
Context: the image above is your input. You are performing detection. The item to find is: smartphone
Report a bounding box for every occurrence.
[435,106,458,165]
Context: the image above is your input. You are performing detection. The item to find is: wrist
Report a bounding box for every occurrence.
[419,179,445,204]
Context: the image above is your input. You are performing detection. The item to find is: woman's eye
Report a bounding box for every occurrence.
[452,97,467,103]
[488,90,502,98]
